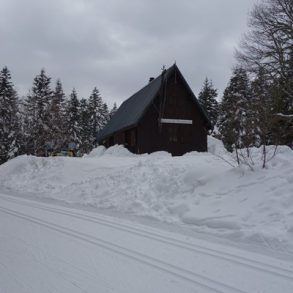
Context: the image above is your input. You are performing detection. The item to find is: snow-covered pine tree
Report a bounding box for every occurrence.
[65,89,81,150]
[22,91,35,154]
[22,89,37,154]
[79,98,92,154]
[0,66,20,164]
[109,102,118,119]
[198,78,219,127]
[250,68,280,167]
[236,0,293,148]
[101,102,110,127]
[87,87,105,148]
[48,79,67,151]
[218,67,252,153]
[250,67,273,146]
[282,47,293,115]
[23,69,52,155]
[269,48,293,146]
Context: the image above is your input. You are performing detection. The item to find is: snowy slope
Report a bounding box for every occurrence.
[0,138,292,252]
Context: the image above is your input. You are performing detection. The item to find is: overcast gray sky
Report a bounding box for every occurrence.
[0,0,257,106]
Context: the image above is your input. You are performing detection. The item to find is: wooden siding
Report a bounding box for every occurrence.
[137,71,208,155]
[103,128,138,153]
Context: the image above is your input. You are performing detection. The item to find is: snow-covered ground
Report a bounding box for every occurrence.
[0,137,293,292]
[1,193,293,293]
[0,137,293,253]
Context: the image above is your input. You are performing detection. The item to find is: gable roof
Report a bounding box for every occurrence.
[97,64,212,141]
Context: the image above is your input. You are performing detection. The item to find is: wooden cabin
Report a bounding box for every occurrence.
[97,64,212,156]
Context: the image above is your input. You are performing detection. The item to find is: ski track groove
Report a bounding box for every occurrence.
[1,194,293,281]
[0,205,246,293]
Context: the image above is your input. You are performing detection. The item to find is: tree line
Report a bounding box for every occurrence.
[197,0,292,167]
[0,67,117,164]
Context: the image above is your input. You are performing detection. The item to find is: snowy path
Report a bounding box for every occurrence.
[0,193,293,293]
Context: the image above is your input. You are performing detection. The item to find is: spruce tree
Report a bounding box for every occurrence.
[65,89,81,149]
[23,69,52,155]
[236,0,293,147]
[269,80,293,145]
[198,78,219,127]
[0,67,20,164]
[79,98,91,154]
[250,67,273,146]
[218,67,252,152]
[271,48,293,145]
[48,79,67,151]
[87,87,104,147]
[109,102,118,119]
[101,102,110,127]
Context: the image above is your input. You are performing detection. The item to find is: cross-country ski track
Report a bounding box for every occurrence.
[0,193,293,293]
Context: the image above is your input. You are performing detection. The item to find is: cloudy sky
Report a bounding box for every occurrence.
[0,0,257,106]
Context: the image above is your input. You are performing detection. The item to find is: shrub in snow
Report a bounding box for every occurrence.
[229,145,289,170]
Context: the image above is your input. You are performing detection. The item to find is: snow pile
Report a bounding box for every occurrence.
[104,145,135,157]
[207,135,226,156]
[0,139,292,251]
[86,145,134,158]
[86,145,106,157]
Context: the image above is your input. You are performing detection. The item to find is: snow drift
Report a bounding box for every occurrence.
[0,138,292,251]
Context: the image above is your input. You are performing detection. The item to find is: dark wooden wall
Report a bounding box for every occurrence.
[103,127,138,154]
[137,71,208,155]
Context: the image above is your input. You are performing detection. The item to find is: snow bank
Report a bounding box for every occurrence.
[0,140,292,251]
[207,135,226,156]
[104,144,134,157]
[86,145,106,157]
[86,145,134,158]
